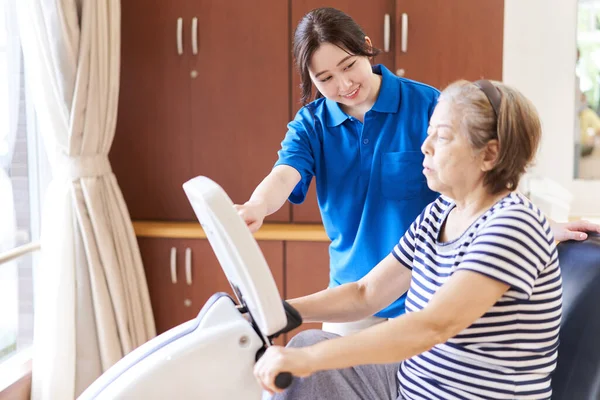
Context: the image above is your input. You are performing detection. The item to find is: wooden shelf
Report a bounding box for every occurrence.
[133,217,600,242]
[132,221,330,242]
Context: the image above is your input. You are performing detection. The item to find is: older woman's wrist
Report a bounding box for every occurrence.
[302,344,327,375]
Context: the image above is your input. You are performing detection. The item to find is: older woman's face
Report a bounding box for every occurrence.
[421,100,486,197]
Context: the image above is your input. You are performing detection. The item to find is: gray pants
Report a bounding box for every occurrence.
[271,330,401,400]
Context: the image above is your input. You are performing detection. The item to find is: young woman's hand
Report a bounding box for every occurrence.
[254,346,315,395]
[234,201,268,232]
[551,219,600,241]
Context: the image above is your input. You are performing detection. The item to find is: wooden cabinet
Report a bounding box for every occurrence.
[138,236,330,345]
[111,0,194,221]
[139,237,285,345]
[188,1,290,220]
[395,0,504,89]
[289,0,505,223]
[111,1,504,224]
[111,1,291,222]
[290,0,504,96]
[285,241,330,337]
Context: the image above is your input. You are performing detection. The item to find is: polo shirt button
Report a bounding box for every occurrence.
[363,139,369,145]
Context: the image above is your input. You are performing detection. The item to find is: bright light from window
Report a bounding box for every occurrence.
[0,0,44,364]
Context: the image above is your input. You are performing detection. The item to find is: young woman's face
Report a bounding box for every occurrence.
[308,41,376,108]
[421,100,487,197]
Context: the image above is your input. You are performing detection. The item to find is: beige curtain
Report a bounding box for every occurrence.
[16,1,156,398]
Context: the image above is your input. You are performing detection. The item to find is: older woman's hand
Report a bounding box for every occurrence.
[254,346,315,395]
[551,220,600,241]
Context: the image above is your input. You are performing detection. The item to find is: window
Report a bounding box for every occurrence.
[576,0,600,179]
[0,1,47,364]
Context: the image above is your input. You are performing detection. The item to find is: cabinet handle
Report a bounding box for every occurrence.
[401,13,408,53]
[185,247,192,285]
[383,14,390,52]
[176,17,183,55]
[170,247,177,284]
[191,17,198,55]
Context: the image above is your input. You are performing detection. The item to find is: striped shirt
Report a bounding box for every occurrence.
[392,192,562,400]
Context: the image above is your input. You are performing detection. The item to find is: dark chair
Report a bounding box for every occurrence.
[552,233,600,399]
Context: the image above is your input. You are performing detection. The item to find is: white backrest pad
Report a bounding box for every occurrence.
[182,176,286,336]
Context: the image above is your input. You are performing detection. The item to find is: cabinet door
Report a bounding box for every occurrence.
[139,237,191,334]
[285,241,330,336]
[139,238,285,345]
[188,1,291,222]
[291,184,321,223]
[290,0,396,223]
[111,1,195,221]
[395,0,504,89]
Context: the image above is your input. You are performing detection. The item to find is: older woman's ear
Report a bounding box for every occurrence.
[480,139,499,172]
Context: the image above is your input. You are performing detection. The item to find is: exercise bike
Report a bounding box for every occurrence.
[78,176,302,399]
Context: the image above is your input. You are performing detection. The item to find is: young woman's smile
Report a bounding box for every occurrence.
[341,86,360,100]
[308,42,381,116]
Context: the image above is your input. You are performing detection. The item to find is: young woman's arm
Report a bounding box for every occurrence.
[238,106,320,231]
[234,165,300,232]
[549,219,600,241]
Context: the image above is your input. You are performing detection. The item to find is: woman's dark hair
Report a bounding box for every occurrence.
[293,8,380,105]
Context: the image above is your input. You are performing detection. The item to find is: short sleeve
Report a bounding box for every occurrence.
[391,206,429,270]
[456,207,553,299]
[274,107,318,204]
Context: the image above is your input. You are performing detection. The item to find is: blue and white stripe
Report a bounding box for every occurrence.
[392,192,562,399]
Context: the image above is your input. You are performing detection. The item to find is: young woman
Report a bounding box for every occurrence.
[236,8,598,336]
[255,80,562,400]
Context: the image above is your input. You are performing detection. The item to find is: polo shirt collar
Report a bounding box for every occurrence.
[324,64,400,127]
[371,64,400,114]
[325,98,349,127]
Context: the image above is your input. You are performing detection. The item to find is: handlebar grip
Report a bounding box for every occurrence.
[274,372,293,389]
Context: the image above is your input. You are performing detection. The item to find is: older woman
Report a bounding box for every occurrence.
[254,80,562,400]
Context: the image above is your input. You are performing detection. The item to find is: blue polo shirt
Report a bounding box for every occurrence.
[275,65,439,318]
